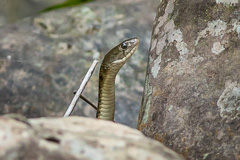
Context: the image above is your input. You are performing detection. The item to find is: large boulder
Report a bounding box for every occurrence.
[0,115,184,160]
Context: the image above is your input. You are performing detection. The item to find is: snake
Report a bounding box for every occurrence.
[96,38,139,121]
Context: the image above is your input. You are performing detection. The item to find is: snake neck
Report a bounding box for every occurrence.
[96,64,122,121]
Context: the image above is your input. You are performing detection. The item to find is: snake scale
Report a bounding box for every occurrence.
[96,38,139,121]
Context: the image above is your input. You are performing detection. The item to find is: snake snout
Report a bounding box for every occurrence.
[131,38,139,43]
[127,38,139,47]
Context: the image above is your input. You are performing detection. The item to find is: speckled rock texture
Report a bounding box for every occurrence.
[0,0,157,128]
[138,0,240,159]
[0,115,184,160]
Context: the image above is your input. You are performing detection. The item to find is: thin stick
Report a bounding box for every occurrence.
[80,94,97,110]
[64,60,98,117]
[72,90,98,110]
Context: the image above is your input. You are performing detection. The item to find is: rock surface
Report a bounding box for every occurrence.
[0,115,184,160]
[138,0,240,159]
[0,0,157,128]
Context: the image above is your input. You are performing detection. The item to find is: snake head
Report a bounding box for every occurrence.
[102,38,139,68]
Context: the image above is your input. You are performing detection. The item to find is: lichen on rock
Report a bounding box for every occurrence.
[217,81,240,121]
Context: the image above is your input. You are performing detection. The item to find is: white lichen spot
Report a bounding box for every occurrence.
[154,20,190,60]
[195,19,227,46]
[142,76,153,124]
[168,105,174,111]
[153,0,175,35]
[156,34,167,55]
[165,0,175,16]
[237,26,240,38]
[150,39,158,52]
[211,42,225,55]
[145,75,152,97]
[216,0,238,5]
[167,23,182,42]
[229,19,240,38]
[151,55,162,78]
[142,97,151,124]
[154,0,189,60]
[165,21,189,59]
[203,153,210,160]
[175,38,189,57]
[217,81,240,120]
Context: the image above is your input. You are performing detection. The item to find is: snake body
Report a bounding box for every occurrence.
[96,38,139,121]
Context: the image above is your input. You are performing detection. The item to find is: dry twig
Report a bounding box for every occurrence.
[80,94,97,110]
[72,91,98,110]
[64,60,98,117]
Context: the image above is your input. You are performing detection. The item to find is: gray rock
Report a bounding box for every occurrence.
[0,115,184,160]
[138,0,240,159]
[0,0,157,128]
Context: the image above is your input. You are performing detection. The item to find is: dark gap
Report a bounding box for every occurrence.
[45,137,60,144]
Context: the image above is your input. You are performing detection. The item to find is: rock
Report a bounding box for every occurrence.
[0,0,157,128]
[0,115,184,160]
[138,0,240,159]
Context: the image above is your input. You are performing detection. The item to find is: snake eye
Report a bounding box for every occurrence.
[121,42,127,50]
